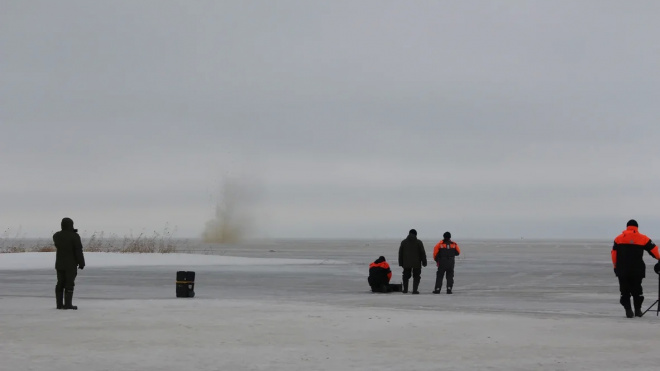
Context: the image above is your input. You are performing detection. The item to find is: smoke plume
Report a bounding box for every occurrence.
[202,177,259,243]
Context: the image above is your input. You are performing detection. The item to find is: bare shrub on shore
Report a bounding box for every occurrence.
[85,231,126,252]
[1,246,27,253]
[0,226,179,254]
[120,228,177,253]
[97,226,178,253]
[0,228,28,253]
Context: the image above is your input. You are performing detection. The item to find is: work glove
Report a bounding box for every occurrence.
[613,268,617,277]
[78,264,85,270]
[422,261,427,267]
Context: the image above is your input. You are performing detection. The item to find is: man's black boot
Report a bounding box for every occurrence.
[447,287,453,294]
[620,295,633,318]
[633,296,644,317]
[64,290,78,310]
[434,274,443,295]
[402,279,409,294]
[412,278,420,294]
[55,286,64,309]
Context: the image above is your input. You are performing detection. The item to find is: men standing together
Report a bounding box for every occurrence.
[396,229,463,295]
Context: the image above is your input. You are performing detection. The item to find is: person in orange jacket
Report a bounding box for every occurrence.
[433,232,461,294]
[612,219,660,318]
[368,256,393,293]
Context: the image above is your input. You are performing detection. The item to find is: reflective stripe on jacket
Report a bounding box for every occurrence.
[433,240,461,261]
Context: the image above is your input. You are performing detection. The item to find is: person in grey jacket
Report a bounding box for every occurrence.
[398,229,427,294]
[53,217,85,310]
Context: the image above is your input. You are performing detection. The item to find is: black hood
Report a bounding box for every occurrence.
[61,217,77,232]
[374,256,386,264]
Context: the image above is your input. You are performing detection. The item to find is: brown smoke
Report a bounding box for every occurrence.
[202,177,259,243]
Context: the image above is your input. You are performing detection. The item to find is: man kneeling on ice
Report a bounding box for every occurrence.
[368,256,397,293]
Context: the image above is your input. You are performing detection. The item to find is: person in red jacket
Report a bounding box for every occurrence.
[433,232,461,294]
[368,256,393,293]
[612,219,660,318]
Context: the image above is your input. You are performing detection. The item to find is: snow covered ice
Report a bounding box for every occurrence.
[2,239,660,370]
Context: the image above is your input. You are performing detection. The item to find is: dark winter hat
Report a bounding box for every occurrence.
[375,256,386,263]
[627,219,638,227]
[61,217,74,230]
[409,229,417,236]
[443,231,451,239]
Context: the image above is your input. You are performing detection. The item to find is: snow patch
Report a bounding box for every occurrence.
[0,252,346,270]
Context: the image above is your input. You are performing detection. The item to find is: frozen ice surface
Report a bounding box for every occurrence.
[2,239,660,370]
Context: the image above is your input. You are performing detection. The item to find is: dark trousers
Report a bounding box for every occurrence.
[435,267,454,290]
[402,267,421,281]
[368,276,390,292]
[618,273,643,300]
[56,268,77,291]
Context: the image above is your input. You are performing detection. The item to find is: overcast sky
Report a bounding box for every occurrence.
[2,1,660,240]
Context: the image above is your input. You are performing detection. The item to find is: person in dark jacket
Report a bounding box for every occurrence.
[432,231,461,294]
[368,256,393,293]
[398,229,427,294]
[612,219,660,318]
[53,217,86,310]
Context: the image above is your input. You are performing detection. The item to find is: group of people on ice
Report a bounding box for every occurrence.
[368,220,660,319]
[368,228,460,295]
[50,216,660,318]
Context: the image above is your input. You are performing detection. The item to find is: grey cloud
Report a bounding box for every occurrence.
[2,1,660,238]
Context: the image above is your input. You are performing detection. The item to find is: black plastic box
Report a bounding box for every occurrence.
[388,283,403,292]
[176,271,195,298]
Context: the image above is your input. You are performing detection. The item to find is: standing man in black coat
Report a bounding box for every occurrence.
[53,217,86,310]
[398,229,427,294]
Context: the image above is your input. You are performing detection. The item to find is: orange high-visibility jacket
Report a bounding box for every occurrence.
[433,240,461,261]
[369,260,392,281]
[612,226,660,276]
